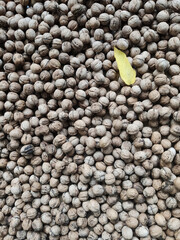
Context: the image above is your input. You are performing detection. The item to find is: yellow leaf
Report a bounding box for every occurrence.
[114,47,136,85]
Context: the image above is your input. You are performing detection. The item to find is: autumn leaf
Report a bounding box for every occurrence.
[114,47,136,85]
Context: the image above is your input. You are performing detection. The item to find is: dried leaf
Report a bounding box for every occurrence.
[114,47,136,85]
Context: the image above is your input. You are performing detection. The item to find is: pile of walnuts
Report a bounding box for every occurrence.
[0,0,180,240]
